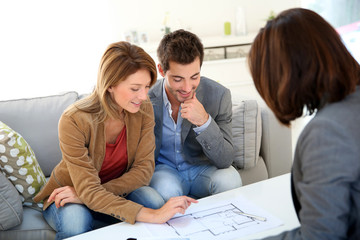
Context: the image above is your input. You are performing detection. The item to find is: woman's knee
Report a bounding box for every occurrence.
[44,203,93,239]
[62,206,93,234]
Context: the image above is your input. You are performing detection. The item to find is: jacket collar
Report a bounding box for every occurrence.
[150,78,205,143]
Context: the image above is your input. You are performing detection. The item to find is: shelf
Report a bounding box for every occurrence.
[201,32,257,49]
[138,32,258,55]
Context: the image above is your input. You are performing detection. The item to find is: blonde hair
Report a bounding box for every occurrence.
[66,41,157,122]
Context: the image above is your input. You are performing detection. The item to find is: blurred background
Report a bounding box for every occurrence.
[1,0,359,155]
[0,0,358,100]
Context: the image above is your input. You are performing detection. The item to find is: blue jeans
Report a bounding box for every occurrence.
[149,164,242,202]
[43,186,164,240]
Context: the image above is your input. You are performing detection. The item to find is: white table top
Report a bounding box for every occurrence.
[66,173,299,240]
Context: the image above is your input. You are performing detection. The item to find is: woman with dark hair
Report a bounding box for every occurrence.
[248,8,360,239]
[34,41,196,240]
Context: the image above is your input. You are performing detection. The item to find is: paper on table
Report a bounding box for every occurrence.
[145,195,283,240]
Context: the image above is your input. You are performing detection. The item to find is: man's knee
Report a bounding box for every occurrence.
[127,186,165,209]
[150,167,185,201]
[151,180,184,202]
[193,166,241,197]
[211,167,242,193]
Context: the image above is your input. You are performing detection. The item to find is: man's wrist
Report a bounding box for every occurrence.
[196,114,209,127]
[193,114,211,135]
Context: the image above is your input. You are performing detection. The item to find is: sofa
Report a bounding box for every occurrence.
[0,91,292,240]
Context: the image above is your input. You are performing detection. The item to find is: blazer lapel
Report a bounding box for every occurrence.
[151,80,164,129]
[149,79,164,156]
[153,97,163,135]
[181,119,192,144]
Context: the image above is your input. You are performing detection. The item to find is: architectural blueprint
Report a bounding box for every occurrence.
[146,196,283,240]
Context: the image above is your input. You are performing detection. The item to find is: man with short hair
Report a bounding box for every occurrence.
[149,29,242,202]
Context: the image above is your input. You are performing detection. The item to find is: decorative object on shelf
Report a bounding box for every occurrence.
[139,32,149,44]
[224,21,232,35]
[131,31,139,43]
[124,31,132,43]
[161,11,171,35]
[235,6,247,36]
[123,30,140,44]
[267,10,276,21]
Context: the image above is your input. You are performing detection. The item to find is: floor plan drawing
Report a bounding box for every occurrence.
[167,203,260,238]
[146,197,283,240]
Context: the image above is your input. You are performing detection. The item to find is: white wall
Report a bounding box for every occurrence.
[0,1,115,100]
[107,0,301,41]
[1,0,303,155]
[0,0,300,101]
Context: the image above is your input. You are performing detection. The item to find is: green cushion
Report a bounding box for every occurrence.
[0,121,46,211]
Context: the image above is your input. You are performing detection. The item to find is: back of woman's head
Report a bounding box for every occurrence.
[248,8,360,126]
[70,41,157,122]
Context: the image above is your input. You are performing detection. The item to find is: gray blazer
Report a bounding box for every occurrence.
[148,77,234,169]
[264,86,360,240]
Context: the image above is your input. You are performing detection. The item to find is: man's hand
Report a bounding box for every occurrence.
[180,93,209,126]
[47,186,83,208]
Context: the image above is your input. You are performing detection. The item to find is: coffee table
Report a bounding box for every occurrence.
[66,173,299,240]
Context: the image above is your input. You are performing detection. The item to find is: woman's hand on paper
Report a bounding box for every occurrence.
[136,196,198,224]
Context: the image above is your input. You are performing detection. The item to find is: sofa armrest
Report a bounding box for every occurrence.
[260,105,292,178]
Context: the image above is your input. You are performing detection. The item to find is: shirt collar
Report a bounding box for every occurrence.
[162,80,173,114]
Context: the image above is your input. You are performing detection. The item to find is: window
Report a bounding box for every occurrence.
[302,0,360,63]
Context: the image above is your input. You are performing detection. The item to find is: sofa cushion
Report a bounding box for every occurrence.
[231,98,262,169]
[0,171,23,230]
[0,121,46,211]
[0,91,79,177]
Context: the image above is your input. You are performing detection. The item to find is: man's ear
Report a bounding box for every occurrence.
[158,64,165,77]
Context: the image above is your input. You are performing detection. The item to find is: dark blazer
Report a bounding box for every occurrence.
[264,86,360,240]
[148,77,234,169]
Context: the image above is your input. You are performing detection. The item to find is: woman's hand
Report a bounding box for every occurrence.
[47,186,83,208]
[136,196,198,224]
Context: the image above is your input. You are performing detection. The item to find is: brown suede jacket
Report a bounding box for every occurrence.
[34,99,155,224]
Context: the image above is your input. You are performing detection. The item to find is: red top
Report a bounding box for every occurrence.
[99,127,128,184]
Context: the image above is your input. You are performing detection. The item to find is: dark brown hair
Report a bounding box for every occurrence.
[67,41,157,122]
[157,29,204,73]
[248,8,360,126]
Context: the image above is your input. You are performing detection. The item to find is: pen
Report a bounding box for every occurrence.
[234,211,267,222]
